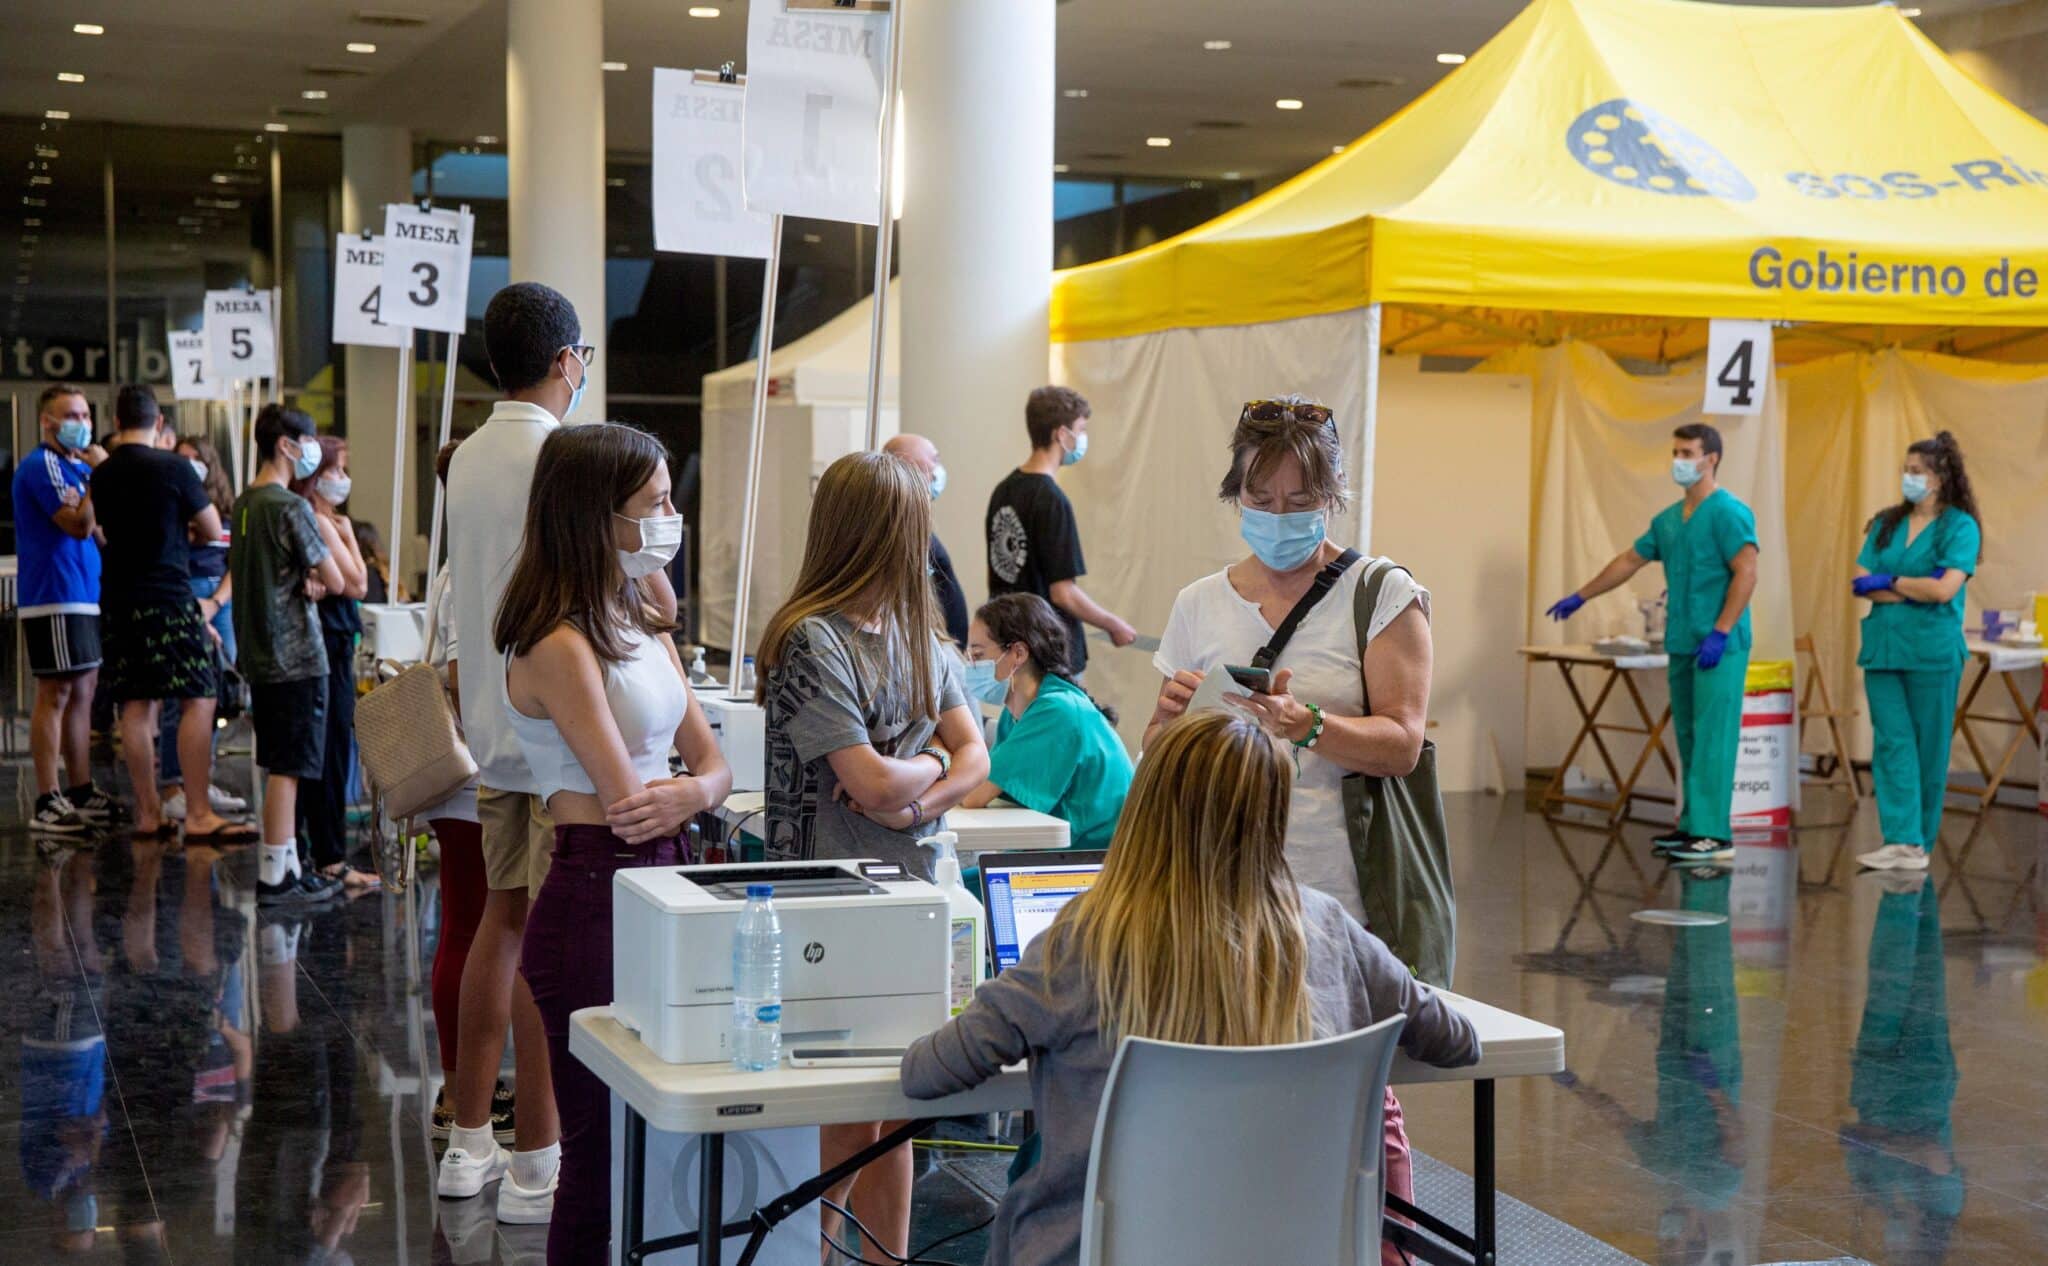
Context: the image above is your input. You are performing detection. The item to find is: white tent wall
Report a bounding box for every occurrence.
[1502,342,1796,783]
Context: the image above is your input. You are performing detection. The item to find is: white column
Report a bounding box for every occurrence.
[341,123,413,582]
[899,0,1054,610]
[507,0,607,418]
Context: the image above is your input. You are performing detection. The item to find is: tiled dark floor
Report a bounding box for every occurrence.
[0,737,2043,1264]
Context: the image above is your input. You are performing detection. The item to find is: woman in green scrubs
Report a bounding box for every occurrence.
[1852,432,1981,872]
[959,594,1134,849]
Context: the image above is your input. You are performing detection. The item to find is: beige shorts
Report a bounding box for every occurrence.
[477,785,555,896]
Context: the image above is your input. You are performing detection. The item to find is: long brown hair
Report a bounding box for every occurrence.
[493,422,672,664]
[755,450,940,721]
[1869,430,1981,549]
[177,436,233,519]
[1044,710,1313,1047]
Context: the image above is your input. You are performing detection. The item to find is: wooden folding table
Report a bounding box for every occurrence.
[1522,644,1677,825]
[1947,638,2045,813]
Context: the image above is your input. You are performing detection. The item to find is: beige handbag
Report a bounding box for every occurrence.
[356,591,476,823]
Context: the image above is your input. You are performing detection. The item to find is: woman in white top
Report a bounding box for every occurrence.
[493,422,731,1265]
[1147,395,1433,922]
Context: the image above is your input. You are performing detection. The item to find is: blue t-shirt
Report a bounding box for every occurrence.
[11,444,101,616]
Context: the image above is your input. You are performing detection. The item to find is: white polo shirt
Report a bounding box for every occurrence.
[448,399,557,794]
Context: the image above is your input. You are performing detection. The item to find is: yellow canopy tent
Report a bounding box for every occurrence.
[1045,0,2048,789]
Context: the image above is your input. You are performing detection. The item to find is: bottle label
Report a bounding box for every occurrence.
[755,1003,782,1024]
[949,918,978,1015]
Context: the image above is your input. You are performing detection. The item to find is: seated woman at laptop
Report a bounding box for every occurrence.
[958,593,1134,849]
[902,710,1479,1266]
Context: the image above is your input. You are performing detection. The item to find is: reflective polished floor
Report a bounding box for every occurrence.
[0,747,2043,1264]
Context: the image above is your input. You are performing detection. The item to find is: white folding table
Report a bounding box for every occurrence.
[571,990,1562,1266]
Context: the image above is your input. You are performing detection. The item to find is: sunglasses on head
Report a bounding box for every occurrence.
[1239,399,1333,426]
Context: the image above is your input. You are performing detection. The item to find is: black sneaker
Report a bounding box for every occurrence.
[65,784,121,824]
[1650,829,1691,854]
[1668,838,1735,864]
[31,793,88,837]
[492,1081,516,1143]
[256,868,345,907]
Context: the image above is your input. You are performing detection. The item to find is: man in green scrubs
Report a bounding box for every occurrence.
[1546,424,1759,863]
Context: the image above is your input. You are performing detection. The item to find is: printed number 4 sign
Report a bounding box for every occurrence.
[1703,319,1772,416]
[378,204,475,335]
[202,289,277,381]
[333,234,407,348]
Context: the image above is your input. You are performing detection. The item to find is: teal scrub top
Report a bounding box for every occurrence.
[1633,488,1758,655]
[1855,506,1979,671]
[989,674,1134,851]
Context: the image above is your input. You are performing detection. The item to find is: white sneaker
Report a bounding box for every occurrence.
[1856,844,1904,870]
[438,1142,511,1200]
[163,791,189,822]
[209,784,249,814]
[1891,846,1931,871]
[496,1161,558,1225]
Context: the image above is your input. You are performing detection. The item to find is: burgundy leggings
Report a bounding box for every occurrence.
[429,818,487,1077]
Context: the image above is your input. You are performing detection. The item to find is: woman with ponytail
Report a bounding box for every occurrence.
[1850,431,1981,871]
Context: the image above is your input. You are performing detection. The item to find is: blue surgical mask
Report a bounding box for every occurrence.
[1901,472,1932,503]
[561,357,588,421]
[56,420,91,452]
[1671,457,1703,488]
[929,463,947,501]
[1240,506,1327,572]
[290,436,322,480]
[963,657,1013,707]
[1061,430,1087,467]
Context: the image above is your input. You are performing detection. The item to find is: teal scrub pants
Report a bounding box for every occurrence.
[1864,667,1962,850]
[1669,650,1749,841]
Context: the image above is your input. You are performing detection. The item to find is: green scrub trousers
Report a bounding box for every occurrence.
[1669,651,1749,842]
[1864,667,1961,849]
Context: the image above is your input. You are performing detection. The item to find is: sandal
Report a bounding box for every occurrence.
[324,862,382,892]
[184,820,261,844]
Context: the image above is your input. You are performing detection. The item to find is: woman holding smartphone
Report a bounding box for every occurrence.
[755,448,989,1261]
[496,422,731,1264]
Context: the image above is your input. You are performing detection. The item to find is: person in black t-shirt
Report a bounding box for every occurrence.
[882,433,968,645]
[985,385,1135,675]
[89,386,253,842]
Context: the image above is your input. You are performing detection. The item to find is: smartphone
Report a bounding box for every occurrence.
[1224,664,1275,695]
[786,1046,908,1068]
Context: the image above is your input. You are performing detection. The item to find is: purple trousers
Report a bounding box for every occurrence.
[522,823,682,1266]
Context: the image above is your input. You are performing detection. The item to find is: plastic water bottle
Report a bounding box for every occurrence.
[731,884,783,1071]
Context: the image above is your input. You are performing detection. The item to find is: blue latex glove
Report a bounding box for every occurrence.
[1546,593,1586,622]
[1695,630,1729,670]
[1852,573,1896,597]
[1931,567,1948,580]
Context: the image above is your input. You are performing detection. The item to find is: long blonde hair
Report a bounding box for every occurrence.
[1047,710,1314,1047]
[755,450,940,721]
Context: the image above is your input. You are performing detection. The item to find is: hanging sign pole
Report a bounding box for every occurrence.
[388,337,413,600]
[861,0,905,452]
[729,214,785,696]
[424,323,462,606]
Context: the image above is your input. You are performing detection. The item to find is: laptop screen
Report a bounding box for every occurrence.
[980,851,1106,974]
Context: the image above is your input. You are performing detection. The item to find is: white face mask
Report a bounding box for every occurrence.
[316,475,352,505]
[615,511,683,579]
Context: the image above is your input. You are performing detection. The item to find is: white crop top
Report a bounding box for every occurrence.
[502,627,688,804]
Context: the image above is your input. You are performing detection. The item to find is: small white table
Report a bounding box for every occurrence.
[571,990,1562,1266]
[710,792,1071,860]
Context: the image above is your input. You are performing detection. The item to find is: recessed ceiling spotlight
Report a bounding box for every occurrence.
[1146,136,1172,147]
[265,123,289,133]
[57,72,85,84]
[1900,6,1922,14]
[1331,144,1345,154]
[602,60,628,71]
[303,89,328,100]
[1221,170,1241,179]
[1203,39,1232,51]
[1062,88,1089,99]
[475,134,499,145]
[1052,162,1070,173]
[73,23,105,36]
[347,42,377,54]
[45,110,69,120]
[1437,52,1467,65]
[1274,98,1303,110]
[606,176,626,187]
[687,5,720,15]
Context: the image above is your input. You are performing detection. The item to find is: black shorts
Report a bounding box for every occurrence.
[23,612,101,677]
[251,676,328,780]
[102,602,216,703]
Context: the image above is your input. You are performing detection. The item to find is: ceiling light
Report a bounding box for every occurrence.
[265,123,289,133]
[475,134,499,145]
[302,89,328,100]
[602,60,628,71]
[1062,88,1089,99]
[28,177,50,186]
[1052,162,1069,173]
[23,218,40,227]
[23,197,46,207]
[1901,6,1922,14]
[347,42,377,54]
[1274,98,1303,110]
[35,146,58,158]
[802,233,822,244]
[687,5,721,15]
[211,174,232,184]
[1436,52,1467,65]
[1146,136,1172,147]
[73,23,105,36]
[1221,170,1241,179]
[1332,144,1346,154]
[1203,39,1232,51]
[57,72,85,84]
[606,176,626,187]
[44,110,69,120]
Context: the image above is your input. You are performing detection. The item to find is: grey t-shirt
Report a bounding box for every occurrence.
[901,886,1480,1266]
[762,613,968,875]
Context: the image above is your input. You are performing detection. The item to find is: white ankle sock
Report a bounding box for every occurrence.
[449,1123,496,1156]
[510,1142,561,1188]
[260,842,299,887]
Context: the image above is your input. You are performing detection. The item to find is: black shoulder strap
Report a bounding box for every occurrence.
[1251,549,1362,672]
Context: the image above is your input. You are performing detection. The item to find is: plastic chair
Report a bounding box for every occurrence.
[1078,1013,1405,1266]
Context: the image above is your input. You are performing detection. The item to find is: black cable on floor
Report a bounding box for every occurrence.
[819,1196,994,1266]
